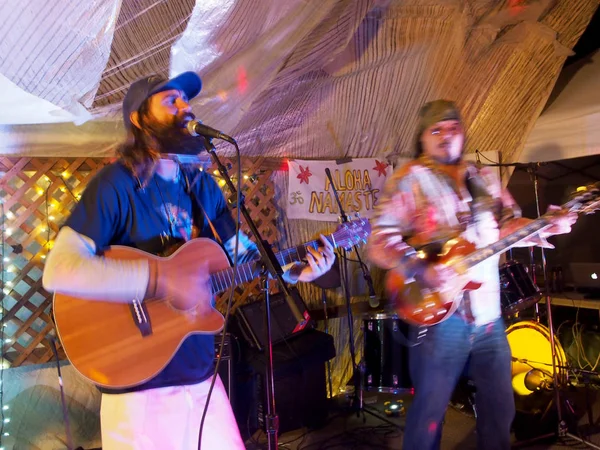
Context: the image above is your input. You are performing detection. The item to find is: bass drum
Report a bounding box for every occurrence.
[506,320,567,396]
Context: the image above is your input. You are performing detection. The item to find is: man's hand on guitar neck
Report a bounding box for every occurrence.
[146,254,212,315]
[502,205,577,249]
[540,205,578,237]
[296,235,336,283]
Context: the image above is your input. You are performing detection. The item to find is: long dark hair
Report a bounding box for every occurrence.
[116,99,161,185]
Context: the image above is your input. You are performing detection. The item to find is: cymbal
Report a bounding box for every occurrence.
[308,296,396,321]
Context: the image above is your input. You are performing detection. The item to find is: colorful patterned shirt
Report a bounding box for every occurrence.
[368,156,521,326]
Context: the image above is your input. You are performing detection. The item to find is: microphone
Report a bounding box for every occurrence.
[185,120,236,144]
[368,282,379,309]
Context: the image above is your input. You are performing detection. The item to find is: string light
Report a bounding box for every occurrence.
[1,200,7,442]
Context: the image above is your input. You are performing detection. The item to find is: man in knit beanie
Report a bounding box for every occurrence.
[367,99,577,450]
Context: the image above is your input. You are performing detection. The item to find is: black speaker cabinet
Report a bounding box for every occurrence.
[235,329,336,437]
[235,287,314,351]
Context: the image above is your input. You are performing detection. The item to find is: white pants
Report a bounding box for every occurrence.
[100,375,245,450]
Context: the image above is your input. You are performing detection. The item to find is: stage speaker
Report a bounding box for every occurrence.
[236,329,336,437]
[235,287,314,351]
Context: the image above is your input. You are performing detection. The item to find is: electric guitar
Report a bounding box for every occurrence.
[53,218,371,388]
[386,183,600,326]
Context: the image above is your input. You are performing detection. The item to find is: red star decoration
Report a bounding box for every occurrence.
[373,160,389,177]
[296,165,313,184]
[508,0,525,16]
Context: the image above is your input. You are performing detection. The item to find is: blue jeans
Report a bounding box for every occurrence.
[402,314,515,450]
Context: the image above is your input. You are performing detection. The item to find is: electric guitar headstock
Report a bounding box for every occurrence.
[566,183,600,215]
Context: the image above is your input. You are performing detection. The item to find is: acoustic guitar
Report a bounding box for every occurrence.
[53,218,371,388]
[385,183,600,326]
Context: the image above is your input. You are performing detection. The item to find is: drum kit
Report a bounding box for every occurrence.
[360,260,570,400]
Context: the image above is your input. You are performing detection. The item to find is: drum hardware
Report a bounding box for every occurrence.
[524,171,600,449]
[484,160,600,449]
[324,168,404,431]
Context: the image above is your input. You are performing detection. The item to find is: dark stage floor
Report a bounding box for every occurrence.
[245,385,600,450]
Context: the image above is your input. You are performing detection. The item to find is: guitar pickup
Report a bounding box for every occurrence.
[129,299,153,337]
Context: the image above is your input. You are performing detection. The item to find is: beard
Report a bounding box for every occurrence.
[141,111,206,156]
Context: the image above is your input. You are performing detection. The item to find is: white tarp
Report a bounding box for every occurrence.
[520,49,600,163]
[0,0,588,164]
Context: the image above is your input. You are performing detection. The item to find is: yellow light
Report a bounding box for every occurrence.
[6,266,14,273]
[48,240,55,249]
[199,167,204,171]
[213,170,219,176]
[44,176,50,182]
[41,255,46,259]
[62,171,70,178]
[49,216,55,220]
[76,194,81,200]
[5,211,14,219]
[36,188,44,195]
[218,179,226,187]
[5,228,12,236]
[243,175,249,180]
[60,187,66,192]
[40,227,46,232]
[576,186,587,192]
[217,90,228,101]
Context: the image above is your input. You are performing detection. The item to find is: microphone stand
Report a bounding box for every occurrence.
[202,137,306,450]
[324,168,398,428]
[480,158,600,449]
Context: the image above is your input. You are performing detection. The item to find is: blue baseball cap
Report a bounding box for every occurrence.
[122,71,202,130]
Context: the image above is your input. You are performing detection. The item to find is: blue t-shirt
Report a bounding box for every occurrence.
[65,162,238,394]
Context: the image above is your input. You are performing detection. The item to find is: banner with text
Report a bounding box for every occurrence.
[287,158,392,221]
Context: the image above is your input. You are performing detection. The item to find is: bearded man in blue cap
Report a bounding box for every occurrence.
[43,72,334,449]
